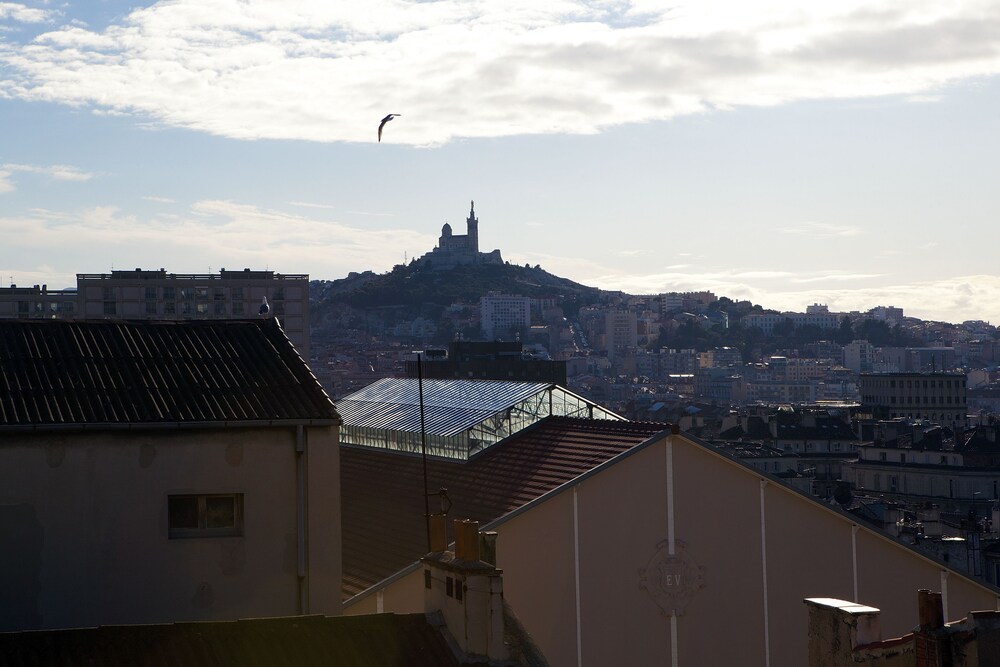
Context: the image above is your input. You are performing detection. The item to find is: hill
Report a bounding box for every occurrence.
[312,261,601,312]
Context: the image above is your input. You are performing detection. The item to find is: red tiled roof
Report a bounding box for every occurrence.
[0,319,339,426]
[341,416,669,599]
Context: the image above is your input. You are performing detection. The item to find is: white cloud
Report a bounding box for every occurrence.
[0,2,53,23]
[142,195,176,203]
[1,0,998,144]
[289,201,335,210]
[0,163,94,192]
[563,265,1000,324]
[777,221,861,238]
[0,199,435,280]
[790,273,882,284]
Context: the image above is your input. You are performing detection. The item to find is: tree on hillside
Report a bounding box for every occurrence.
[834,316,854,345]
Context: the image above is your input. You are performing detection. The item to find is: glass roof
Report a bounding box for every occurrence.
[336,378,554,437]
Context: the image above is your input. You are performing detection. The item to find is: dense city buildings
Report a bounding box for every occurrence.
[403,340,568,385]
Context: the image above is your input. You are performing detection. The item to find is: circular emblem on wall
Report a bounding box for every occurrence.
[638,539,705,616]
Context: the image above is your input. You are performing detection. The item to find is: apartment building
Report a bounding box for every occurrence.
[480,294,531,340]
[844,339,876,373]
[0,284,77,318]
[860,372,967,430]
[743,310,841,335]
[605,309,638,362]
[0,268,310,359]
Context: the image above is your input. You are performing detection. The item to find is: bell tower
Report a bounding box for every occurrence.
[466,200,479,253]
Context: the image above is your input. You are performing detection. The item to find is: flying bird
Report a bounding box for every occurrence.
[259,296,270,316]
[378,114,401,142]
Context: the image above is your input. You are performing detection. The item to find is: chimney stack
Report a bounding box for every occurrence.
[917,589,944,630]
[454,519,480,562]
[422,520,508,663]
[429,514,448,552]
[804,598,881,666]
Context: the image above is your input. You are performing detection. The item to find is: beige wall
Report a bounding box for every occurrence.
[347,431,1000,667]
[0,425,340,631]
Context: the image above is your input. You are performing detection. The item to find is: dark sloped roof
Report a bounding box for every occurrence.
[341,416,669,599]
[0,613,467,667]
[0,319,339,427]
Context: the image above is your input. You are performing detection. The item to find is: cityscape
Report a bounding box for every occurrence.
[3,1,1000,666]
[5,201,1000,663]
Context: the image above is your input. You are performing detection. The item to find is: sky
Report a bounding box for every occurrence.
[2,0,1000,324]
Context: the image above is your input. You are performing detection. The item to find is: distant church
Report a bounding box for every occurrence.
[417,201,503,269]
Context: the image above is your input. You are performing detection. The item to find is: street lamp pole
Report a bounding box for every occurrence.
[416,351,431,552]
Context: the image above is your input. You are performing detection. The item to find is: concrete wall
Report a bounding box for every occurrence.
[347,431,1000,667]
[0,425,340,631]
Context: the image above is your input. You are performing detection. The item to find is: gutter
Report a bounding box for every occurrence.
[0,418,341,433]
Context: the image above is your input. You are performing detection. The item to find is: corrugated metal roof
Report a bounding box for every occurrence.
[341,416,670,598]
[0,613,474,667]
[336,378,552,437]
[0,319,339,427]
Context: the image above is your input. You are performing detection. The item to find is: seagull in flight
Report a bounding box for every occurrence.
[259,296,270,316]
[378,114,401,142]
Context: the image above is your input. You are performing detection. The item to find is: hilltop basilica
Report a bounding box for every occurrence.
[416,201,503,269]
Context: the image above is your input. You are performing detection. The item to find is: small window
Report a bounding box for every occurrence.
[168,493,243,538]
[103,301,117,316]
[145,287,157,300]
[145,301,157,315]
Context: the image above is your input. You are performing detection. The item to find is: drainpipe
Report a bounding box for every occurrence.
[296,424,308,614]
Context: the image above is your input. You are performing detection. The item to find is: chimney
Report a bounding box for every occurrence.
[917,589,943,631]
[429,514,448,552]
[913,589,948,664]
[804,598,881,667]
[422,519,508,663]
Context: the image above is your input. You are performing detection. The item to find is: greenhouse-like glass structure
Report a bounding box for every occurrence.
[336,378,622,460]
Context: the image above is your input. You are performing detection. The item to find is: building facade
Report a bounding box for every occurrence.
[481,294,531,340]
[860,372,967,430]
[0,268,310,360]
[0,319,341,631]
[604,310,638,363]
[344,426,1000,666]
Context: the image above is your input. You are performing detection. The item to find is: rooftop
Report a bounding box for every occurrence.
[337,377,621,459]
[341,415,669,598]
[0,319,338,427]
[0,613,472,667]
